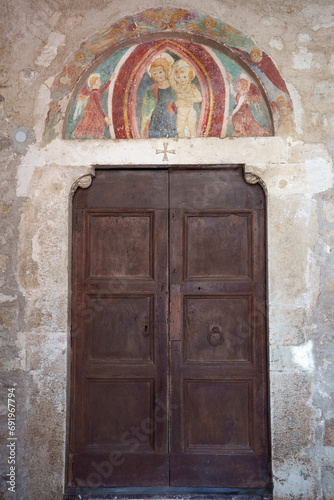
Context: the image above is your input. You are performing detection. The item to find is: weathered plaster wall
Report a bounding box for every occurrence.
[1,1,334,499]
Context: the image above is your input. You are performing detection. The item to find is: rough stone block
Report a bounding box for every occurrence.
[270,372,316,460]
[269,307,305,346]
[323,466,334,500]
[267,195,318,307]
[0,304,18,331]
[273,457,317,500]
[324,419,334,447]
[0,254,8,273]
[316,80,334,99]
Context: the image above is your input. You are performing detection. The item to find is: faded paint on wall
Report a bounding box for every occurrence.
[42,7,293,144]
[64,38,272,140]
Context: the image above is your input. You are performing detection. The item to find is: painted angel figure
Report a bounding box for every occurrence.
[180,16,221,37]
[233,47,289,94]
[227,75,270,137]
[180,16,249,47]
[52,51,88,93]
[219,26,256,50]
[42,100,63,144]
[73,73,114,139]
[271,94,295,137]
[82,20,153,56]
[142,8,189,30]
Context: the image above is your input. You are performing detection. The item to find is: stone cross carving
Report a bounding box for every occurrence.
[156,142,176,161]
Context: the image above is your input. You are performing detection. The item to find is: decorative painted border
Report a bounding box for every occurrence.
[42,7,294,145]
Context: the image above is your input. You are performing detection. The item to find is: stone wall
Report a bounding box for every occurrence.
[0,1,334,499]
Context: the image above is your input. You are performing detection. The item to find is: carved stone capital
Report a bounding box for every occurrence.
[244,171,267,192]
[77,175,93,189]
[70,174,94,197]
[244,172,260,184]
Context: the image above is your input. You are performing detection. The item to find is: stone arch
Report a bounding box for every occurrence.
[42,7,295,144]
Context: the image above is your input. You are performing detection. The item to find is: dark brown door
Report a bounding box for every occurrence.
[69,167,271,489]
[169,169,270,487]
[70,170,169,486]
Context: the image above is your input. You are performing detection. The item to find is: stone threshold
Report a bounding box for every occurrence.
[64,496,273,500]
[64,488,273,500]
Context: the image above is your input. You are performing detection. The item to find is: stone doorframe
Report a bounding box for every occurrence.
[64,135,289,493]
[17,134,331,498]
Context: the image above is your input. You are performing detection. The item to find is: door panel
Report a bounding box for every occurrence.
[169,168,270,487]
[88,213,154,279]
[184,379,253,449]
[70,170,169,487]
[70,167,270,490]
[183,295,253,363]
[87,378,155,450]
[184,213,252,280]
[87,295,154,362]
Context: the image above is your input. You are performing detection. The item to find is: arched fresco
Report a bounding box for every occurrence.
[42,7,295,144]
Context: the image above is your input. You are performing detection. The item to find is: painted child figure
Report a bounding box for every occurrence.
[169,60,202,138]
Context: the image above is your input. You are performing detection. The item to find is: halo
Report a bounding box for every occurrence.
[88,73,101,88]
[147,52,175,75]
[74,50,87,62]
[250,47,262,57]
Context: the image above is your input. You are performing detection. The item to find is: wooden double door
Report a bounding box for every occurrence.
[70,167,271,489]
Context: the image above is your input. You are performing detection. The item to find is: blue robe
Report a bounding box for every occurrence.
[141,85,177,138]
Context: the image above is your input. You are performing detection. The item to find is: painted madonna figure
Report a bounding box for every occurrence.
[141,54,177,138]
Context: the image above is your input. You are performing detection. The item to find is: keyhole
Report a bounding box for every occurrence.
[142,318,150,337]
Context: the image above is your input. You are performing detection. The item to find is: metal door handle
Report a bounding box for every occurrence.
[207,326,223,346]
